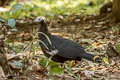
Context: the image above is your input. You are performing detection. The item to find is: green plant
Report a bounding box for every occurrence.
[39,58,64,75]
[0,0,104,20]
[8,18,16,28]
[115,42,120,54]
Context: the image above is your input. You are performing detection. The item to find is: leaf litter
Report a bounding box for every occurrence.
[1,14,120,80]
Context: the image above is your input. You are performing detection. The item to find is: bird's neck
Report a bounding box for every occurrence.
[39,22,49,34]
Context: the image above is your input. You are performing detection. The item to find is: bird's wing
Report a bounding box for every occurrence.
[50,35,86,59]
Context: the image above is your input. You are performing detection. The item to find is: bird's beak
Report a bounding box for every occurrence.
[34,19,40,22]
[34,16,46,22]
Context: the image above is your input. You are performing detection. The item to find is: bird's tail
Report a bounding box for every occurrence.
[82,52,102,63]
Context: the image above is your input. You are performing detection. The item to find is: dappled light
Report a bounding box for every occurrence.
[0,0,109,19]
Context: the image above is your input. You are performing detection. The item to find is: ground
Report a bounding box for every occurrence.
[4,14,120,80]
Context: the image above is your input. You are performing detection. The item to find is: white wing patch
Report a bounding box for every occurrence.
[47,49,59,56]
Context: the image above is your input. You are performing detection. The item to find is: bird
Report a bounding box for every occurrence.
[34,16,102,63]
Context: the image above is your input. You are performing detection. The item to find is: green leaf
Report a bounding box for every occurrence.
[23,69,29,75]
[50,67,64,74]
[66,69,74,76]
[115,42,120,54]
[67,61,73,67]
[0,17,6,22]
[12,4,22,10]
[39,58,47,67]
[12,47,21,53]
[49,61,59,68]
[7,38,12,43]
[103,57,109,64]
[10,4,22,19]
[48,60,64,74]
[8,19,16,28]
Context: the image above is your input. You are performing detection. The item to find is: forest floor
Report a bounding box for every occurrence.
[2,14,120,80]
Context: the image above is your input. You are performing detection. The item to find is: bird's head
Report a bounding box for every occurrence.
[34,16,46,23]
[34,16,48,33]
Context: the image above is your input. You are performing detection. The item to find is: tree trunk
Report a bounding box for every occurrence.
[112,0,120,21]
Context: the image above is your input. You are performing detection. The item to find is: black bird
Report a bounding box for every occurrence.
[35,16,102,63]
